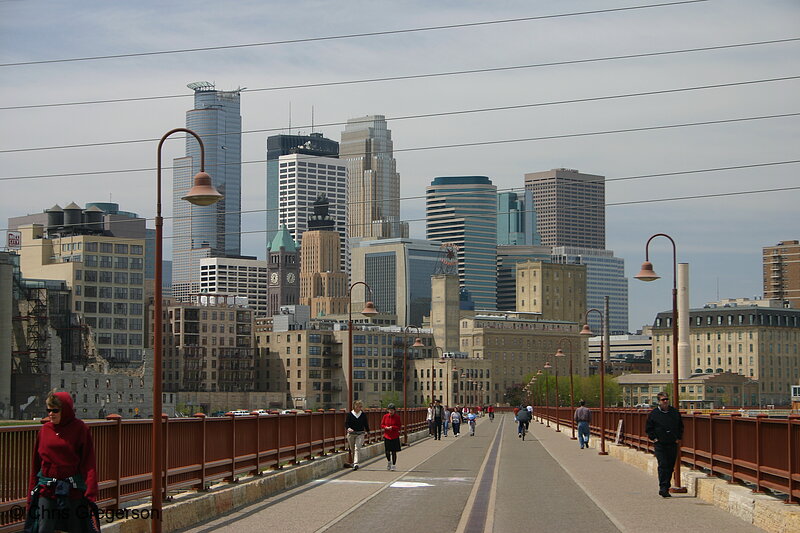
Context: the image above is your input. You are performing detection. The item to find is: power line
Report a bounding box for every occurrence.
[0,1,708,68]
[4,73,798,154]
[4,36,796,112]
[2,111,797,182]
[3,158,798,240]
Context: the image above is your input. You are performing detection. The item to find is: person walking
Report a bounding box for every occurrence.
[451,407,461,436]
[431,399,445,440]
[467,408,477,436]
[442,406,451,437]
[381,404,402,471]
[346,400,370,470]
[646,391,684,497]
[426,403,434,436]
[27,391,99,533]
[574,399,592,449]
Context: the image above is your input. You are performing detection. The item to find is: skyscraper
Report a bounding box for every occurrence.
[300,197,349,317]
[172,82,242,301]
[341,115,407,240]
[265,132,339,245]
[524,168,605,249]
[426,176,498,310]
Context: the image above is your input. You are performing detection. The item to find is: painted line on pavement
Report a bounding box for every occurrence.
[455,416,504,533]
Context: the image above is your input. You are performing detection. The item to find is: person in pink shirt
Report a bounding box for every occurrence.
[381,404,403,471]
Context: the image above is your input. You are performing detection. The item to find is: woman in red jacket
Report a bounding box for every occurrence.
[28,391,99,532]
[381,404,403,471]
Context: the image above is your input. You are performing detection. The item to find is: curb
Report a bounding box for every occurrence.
[102,430,429,533]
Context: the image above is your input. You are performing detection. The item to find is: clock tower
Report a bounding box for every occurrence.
[267,225,300,316]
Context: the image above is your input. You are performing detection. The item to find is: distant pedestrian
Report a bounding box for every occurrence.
[346,400,370,470]
[381,404,402,471]
[442,406,451,437]
[451,407,462,436]
[467,408,477,436]
[431,399,445,440]
[574,400,592,449]
[487,404,495,421]
[645,392,684,497]
[27,391,99,533]
[426,403,434,436]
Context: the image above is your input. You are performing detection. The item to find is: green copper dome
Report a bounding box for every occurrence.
[268,225,297,252]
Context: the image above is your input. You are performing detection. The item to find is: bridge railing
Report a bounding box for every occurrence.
[0,408,428,532]
[535,406,800,504]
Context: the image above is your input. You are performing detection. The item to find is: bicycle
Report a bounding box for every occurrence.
[488,411,495,422]
[521,424,527,440]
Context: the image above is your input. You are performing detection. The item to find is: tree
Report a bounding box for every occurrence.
[504,384,525,407]
[380,392,401,408]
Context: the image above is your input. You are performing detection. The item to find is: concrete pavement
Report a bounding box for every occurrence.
[176,414,767,533]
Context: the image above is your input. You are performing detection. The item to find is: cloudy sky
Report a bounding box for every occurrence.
[1,0,798,331]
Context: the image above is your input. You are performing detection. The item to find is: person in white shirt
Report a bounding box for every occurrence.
[345,400,370,470]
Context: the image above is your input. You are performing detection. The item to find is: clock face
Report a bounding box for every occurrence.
[286,272,296,284]
[270,272,279,285]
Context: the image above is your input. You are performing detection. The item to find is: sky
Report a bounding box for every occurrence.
[0,0,798,332]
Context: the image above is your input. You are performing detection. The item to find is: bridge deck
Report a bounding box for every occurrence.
[180,414,764,533]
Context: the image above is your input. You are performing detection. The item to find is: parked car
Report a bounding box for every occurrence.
[211,411,226,417]
[280,409,304,415]
[227,410,252,417]
[251,409,270,416]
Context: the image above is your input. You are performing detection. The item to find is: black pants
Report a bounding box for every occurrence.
[452,422,460,435]
[654,442,678,492]
[433,418,442,439]
[36,496,86,533]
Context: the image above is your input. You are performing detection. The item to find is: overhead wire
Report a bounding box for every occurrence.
[2,110,797,182]
[3,73,799,154]
[0,1,708,68]
[3,36,797,113]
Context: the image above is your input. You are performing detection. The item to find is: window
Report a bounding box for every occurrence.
[114,244,128,254]
[100,243,113,253]
[130,245,143,255]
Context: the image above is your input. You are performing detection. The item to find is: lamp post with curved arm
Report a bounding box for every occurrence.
[347,282,378,411]
[554,338,575,439]
[401,327,423,445]
[153,128,223,533]
[635,232,686,493]
[542,363,552,427]
[581,308,608,455]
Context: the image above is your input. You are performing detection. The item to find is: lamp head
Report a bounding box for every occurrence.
[536,369,543,375]
[544,361,552,369]
[580,324,593,336]
[412,337,424,348]
[182,171,223,206]
[361,301,378,315]
[555,348,565,358]
[634,261,660,282]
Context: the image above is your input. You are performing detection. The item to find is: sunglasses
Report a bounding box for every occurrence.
[659,398,670,402]
[46,408,61,413]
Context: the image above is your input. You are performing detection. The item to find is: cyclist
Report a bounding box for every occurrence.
[487,405,495,421]
[516,405,532,438]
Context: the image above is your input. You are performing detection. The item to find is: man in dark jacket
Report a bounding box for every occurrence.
[645,391,684,497]
[516,405,531,437]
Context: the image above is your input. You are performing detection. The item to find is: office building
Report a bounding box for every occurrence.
[277,153,348,271]
[497,191,534,246]
[763,240,800,308]
[300,197,349,317]
[426,176,498,310]
[17,210,147,366]
[616,372,758,409]
[515,260,587,324]
[341,115,407,240]
[265,132,340,245]
[351,238,441,327]
[524,168,605,249]
[266,227,300,317]
[172,82,242,301]
[199,257,269,316]
[496,245,553,311]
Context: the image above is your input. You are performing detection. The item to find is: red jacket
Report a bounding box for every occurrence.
[381,412,402,440]
[28,392,98,503]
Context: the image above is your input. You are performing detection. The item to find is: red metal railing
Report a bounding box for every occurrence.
[535,406,800,504]
[0,408,428,532]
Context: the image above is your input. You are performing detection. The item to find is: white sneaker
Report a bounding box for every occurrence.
[390,464,396,471]
[387,460,392,470]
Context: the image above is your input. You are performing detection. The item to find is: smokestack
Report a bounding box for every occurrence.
[677,263,691,379]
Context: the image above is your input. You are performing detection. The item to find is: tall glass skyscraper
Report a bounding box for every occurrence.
[172,82,242,301]
[265,132,339,246]
[426,176,498,310]
[341,115,407,240]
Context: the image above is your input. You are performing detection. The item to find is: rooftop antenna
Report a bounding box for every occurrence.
[311,105,315,133]
[288,101,292,134]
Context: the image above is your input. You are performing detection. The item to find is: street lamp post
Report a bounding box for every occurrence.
[153,128,223,533]
[401,327,423,445]
[543,363,552,427]
[536,370,544,423]
[552,354,562,433]
[635,232,686,493]
[581,308,608,455]
[435,347,449,407]
[347,282,378,411]
[555,339,576,440]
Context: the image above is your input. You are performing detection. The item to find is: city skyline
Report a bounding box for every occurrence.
[1,0,798,331]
